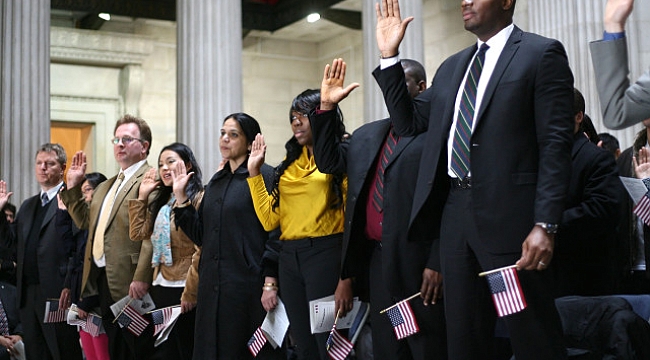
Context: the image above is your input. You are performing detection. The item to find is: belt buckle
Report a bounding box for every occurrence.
[453,176,472,189]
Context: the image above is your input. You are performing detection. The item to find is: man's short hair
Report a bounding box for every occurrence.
[574,88,586,116]
[401,59,427,85]
[114,114,152,155]
[598,132,620,155]
[36,143,67,166]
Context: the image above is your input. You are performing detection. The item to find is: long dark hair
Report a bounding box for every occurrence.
[149,142,204,217]
[271,89,346,210]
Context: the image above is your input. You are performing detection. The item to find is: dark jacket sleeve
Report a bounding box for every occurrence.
[310,108,349,174]
[259,164,280,279]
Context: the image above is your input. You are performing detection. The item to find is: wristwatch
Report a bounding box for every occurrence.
[535,222,558,234]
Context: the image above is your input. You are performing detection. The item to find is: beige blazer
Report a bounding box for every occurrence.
[61,163,154,302]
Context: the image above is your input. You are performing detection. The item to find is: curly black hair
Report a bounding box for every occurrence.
[270,89,346,211]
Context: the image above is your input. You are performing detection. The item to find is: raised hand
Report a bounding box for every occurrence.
[633,147,650,179]
[138,168,160,201]
[171,160,194,204]
[376,0,413,58]
[57,194,67,210]
[247,134,266,177]
[0,180,13,210]
[604,0,634,33]
[320,58,360,111]
[67,151,88,188]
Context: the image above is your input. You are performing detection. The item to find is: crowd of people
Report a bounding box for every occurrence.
[1,0,650,359]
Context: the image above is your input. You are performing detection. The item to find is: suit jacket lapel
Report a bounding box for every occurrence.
[40,200,57,231]
[387,135,415,170]
[474,27,522,129]
[107,163,148,226]
[20,197,39,240]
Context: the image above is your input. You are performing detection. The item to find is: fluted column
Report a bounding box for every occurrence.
[363,0,424,123]
[527,0,647,149]
[0,0,51,203]
[177,0,242,173]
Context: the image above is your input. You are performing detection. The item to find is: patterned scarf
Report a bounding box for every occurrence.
[151,196,174,267]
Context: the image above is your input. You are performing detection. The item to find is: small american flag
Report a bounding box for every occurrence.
[386,301,419,340]
[44,299,67,323]
[486,266,527,317]
[116,305,149,336]
[85,313,103,337]
[326,323,353,360]
[151,306,174,336]
[247,326,267,357]
[634,191,650,226]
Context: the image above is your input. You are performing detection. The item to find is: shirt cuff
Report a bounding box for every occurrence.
[603,31,625,41]
[380,56,400,70]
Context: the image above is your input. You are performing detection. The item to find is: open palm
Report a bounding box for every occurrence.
[247,133,266,177]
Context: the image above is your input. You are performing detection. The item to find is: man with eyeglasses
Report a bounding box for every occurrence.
[60,114,154,360]
[0,143,83,360]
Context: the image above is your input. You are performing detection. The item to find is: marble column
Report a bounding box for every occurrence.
[177,0,242,173]
[363,0,424,123]
[0,0,51,203]
[527,0,648,149]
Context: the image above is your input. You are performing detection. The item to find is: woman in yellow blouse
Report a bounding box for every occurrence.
[247,89,353,360]
[128,142,203,360]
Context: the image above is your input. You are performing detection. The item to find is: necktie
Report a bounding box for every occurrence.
[92,172,125,261]
[41,193,50,207]
[451,43,489,179]
[372,128,399,213]
[0,298,9,336]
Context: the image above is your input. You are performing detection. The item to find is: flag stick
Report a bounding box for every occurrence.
[379,292,421,314]
[146,304,181,314]
[326,309,341,352]
[478,264,518,277]
[112,298,134,323]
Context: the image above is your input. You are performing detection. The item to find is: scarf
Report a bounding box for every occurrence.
[151,196,174,267]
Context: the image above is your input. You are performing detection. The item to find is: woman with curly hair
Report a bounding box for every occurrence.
[247,89,353,360]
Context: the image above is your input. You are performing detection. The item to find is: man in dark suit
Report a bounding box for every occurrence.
[372,0,574,358]
[60,115,154,360]
[0,144,82,360]
[551,89,625,297]
[312,59,446,360]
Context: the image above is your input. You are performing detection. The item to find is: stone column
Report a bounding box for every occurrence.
[363,0,424,123]
[0,0,51,203]
[527,0,648,149]
[177,0,242,173]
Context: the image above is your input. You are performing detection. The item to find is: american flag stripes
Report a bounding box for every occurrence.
[634,191,650,226]
[116,305,149,336]
[85,313,103,337]
[386,301,419,340]
[151,307,174,336]
[247,326,267,357]
[486,266,527,317]
[326,324,353,360]
[44,299,67,323]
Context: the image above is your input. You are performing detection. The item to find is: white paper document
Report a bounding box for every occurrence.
[309,295,367,334]
[260,298,290,348]
[620,176,649,204]
[110,293,156,317]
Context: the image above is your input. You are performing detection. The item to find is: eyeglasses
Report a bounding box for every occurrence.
[111,136,143,145]
[291,113,309,121]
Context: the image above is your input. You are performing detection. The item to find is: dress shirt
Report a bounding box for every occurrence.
[447,24,514,177]
[40,182,64,203]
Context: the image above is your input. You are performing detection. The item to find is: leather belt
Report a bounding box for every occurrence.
[450,176,472,189]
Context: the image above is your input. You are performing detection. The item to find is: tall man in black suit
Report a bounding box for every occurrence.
[551,88,625,297]
[312,59,446,360]
[0,143,82,360]
[372,0,574,358]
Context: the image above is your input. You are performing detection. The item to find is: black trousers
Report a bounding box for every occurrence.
[368,243,447,360]
[279,234,342,360]
[97,268,154,360]
[440,188,566,360]
[21,284,82,360]
[149,285,195,360]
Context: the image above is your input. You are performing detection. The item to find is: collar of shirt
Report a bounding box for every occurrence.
[41,181,65,203]
[118,159,147,191]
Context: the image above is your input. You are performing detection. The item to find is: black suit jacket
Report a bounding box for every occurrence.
[553,134,625,296]
[311,111,440,299]
[373,26,574,259]
[0,194,69,307]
